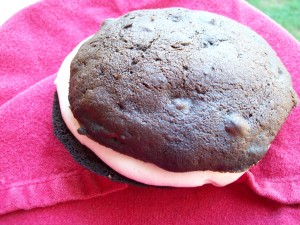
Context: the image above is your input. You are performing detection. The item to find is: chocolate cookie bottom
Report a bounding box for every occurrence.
[52,92,144,186]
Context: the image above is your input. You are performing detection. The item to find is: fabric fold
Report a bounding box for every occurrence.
[0,169,127,215]
[0,74,127,216]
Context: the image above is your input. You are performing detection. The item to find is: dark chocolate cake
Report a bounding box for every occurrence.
[68,8,298,173]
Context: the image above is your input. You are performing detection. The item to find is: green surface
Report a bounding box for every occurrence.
[246,0,300,40]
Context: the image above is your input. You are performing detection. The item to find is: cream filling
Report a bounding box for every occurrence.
[55,36,245,187]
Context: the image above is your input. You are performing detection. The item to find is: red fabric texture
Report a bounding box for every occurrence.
[0,0,299,223]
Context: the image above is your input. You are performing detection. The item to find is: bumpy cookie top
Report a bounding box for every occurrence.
[69,8,298,173]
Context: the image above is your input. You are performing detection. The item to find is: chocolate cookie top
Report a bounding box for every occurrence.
[69,8,298,173]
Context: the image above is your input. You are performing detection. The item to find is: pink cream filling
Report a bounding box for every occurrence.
[55,36,246,187]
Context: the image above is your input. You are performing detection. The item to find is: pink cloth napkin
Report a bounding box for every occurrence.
[0,0,299,223]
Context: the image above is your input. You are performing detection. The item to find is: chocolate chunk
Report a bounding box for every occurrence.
[77,127,87,135]
[225,114,250,137]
